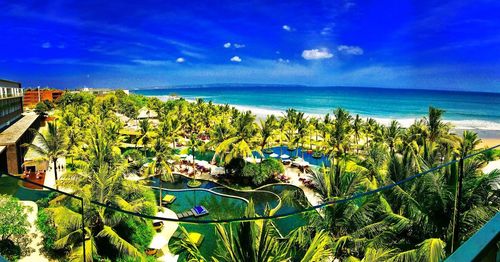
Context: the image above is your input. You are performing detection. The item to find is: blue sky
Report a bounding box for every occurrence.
[1,0,499,92]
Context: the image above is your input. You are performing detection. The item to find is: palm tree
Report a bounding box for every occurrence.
[352,114,363,154]
[172,201,332,262]
[207,119,234,163]
[385,120,402,155]
[23,121,66,189]
[146,137,174,205]
[215,111,259,166]
[258,115,277,152]
[329,108,353,176]
[50,163,152,261]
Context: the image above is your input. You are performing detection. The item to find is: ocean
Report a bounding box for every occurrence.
[133,85,500,132]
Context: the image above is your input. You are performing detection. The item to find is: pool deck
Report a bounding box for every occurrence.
[193,163,324,212]
[155,208,180,261]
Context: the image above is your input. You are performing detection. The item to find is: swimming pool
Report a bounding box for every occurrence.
[152,174,317,259]
[0,175,51,201]
[254,146,331,167]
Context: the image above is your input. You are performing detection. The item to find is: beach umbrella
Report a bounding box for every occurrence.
[185,155,194,161]
[269,153,279,158]
[211,166,225,175]
[280,154,290,159]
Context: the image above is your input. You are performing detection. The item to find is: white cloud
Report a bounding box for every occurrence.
[41,42,51,48]
[337,45,364,55]
[320,26,333,35]
[282,25,292,31]
[230,56,242,62]
[278,58,290,63]
[301,48,333,60]
[132,59,171,66]
[234,43,245,48]
[223,42,231,48]
[176,57,185,63]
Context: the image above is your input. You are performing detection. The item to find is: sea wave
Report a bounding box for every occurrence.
[153,95,500,131]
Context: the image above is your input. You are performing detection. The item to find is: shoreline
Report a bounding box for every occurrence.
[154,95,500,144]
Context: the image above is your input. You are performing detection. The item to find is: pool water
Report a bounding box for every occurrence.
[0,175,51,201]
[254,146,331,167]
[154,175,316,259]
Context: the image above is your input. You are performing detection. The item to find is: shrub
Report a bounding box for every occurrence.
[36,210,57,250]
[116,218,155,252]
[241,158,284,186]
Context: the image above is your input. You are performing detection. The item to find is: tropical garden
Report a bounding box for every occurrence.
[0,90,498,261]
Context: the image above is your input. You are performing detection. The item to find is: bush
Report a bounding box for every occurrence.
[116,218,155,252]
[36,210,57,250]
[241,158,284,186]
[0,239,21,261]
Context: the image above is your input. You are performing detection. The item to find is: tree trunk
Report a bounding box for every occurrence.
[159,175,163,208]
[53,159,59,190]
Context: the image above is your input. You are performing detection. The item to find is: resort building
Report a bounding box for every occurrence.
[0,79,23,130]
[0,79,41,175]
[23,88,64,107]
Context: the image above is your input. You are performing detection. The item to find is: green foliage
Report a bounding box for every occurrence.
[34,100,51,115]
[36,209,57,250]
[0,195,30,241]
[0,239,21,261]
[118,218,155,252]
[241,158,284,186]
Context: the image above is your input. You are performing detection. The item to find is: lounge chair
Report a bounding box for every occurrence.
[171,231,204,246]
[188,232,204,246]
[162,194,176,205]
[176,205,209,219]
[192,205,209,217]
[152,220,164,231]
[146,248,158,256]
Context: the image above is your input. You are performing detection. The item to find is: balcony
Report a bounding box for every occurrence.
[0,88,24,99]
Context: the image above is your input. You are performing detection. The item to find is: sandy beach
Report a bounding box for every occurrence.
[157,95,500,146]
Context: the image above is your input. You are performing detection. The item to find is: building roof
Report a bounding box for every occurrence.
[0,114,39,146]
[0,79,21,88]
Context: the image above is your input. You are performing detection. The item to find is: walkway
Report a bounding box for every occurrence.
[27,124,67,190]
[283,167,323,207]
[19,201,49,262]
[153,208,179,262]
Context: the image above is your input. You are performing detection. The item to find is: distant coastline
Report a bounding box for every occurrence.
[133,85,500,146]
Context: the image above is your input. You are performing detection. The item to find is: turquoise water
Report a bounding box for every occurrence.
[155,175,314,258]
[134,85,500,130]
[0,175,51,201]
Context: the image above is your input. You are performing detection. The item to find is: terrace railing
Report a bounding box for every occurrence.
[0,144,498,261]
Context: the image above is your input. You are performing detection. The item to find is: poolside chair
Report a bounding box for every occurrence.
[192,205,209,217]
[188,232,204,246]
[162,194,176,205]
[152,220,164,232]
[171,231,204,246]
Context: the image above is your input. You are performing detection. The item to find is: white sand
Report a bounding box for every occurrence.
[154,96,500,131]
[482,160,500,174]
